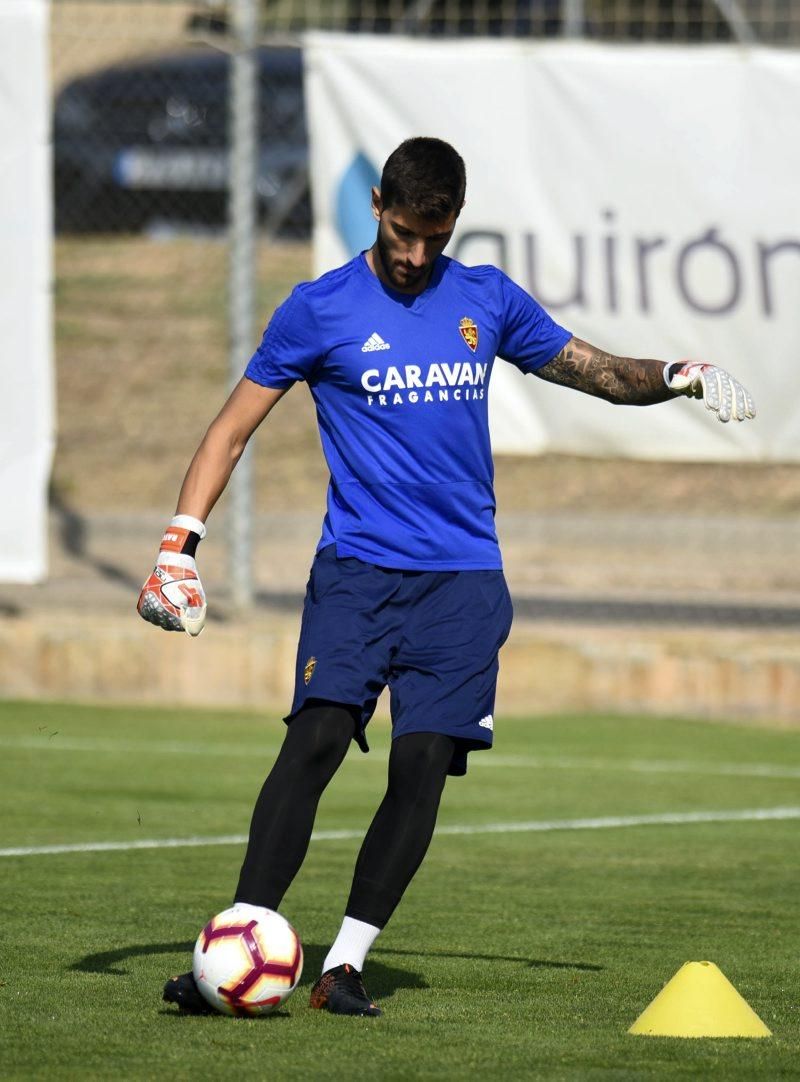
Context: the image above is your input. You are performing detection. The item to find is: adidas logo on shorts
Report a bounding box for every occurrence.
[361,332,391,352]
[478,715,494,731]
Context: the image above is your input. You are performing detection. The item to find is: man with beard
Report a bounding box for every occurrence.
[139,137,755,1017]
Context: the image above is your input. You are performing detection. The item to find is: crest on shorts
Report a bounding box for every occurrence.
[303,657,317,685]
[459,317,478,353]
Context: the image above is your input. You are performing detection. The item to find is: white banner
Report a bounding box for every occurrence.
[305,36,800,462]
[0,0,53,581]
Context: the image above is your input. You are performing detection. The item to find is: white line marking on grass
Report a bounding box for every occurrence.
[470,754,800,781]
[3,735,800,782]
[3,806,799,858]
[0,736,281,759]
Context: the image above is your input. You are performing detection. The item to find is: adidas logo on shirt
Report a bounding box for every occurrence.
[478,715,494,731]
[361,332,391,353]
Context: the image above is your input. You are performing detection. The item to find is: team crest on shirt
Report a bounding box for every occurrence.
[304,657,317,685]
[459,317,479,353]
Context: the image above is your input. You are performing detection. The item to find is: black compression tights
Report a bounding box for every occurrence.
[234,702,354,908]
[345,730,454,928]
[234,702,454,929]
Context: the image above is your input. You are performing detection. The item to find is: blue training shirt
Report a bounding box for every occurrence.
[245,252,571,570]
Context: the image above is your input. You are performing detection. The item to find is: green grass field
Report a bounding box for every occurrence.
[2,701,799,1079]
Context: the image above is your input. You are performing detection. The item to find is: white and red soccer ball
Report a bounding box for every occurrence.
[192,903,303,1015]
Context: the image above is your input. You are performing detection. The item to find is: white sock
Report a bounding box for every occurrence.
[322,916,381,974]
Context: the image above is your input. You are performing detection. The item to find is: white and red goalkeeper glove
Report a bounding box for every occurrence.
[664,362,756,423]
[137,514,207,636]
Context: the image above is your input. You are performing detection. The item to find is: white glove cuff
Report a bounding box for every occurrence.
[157,551,198,570]
[171,514,207,539]
[663,361,681,388]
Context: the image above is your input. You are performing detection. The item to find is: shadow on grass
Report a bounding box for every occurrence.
[372,945,603,972]
[71,940,196,976]
[70,941,427,1001]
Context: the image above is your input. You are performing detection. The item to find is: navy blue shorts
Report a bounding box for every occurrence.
[287,545,514,776]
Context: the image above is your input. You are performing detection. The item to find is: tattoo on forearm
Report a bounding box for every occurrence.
[537,338,673,406]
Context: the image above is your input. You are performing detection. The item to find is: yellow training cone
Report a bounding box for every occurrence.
[628,961,772,1038]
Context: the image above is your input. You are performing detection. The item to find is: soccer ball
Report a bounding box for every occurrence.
[192,903,303,1016]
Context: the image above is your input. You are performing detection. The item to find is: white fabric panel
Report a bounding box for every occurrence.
[305,36,800,462]
[0,0,53,581]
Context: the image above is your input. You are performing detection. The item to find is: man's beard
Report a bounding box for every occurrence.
[376,225,428,291]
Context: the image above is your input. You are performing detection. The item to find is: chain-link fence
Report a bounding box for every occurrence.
[51,0,797,239]
[51,0,797,237]
[51,1,319,612]
[251,0,797,42]
[48,1,800,674]
[53,8,308,237]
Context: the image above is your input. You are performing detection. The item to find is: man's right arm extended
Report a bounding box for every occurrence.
[137,378,288,636]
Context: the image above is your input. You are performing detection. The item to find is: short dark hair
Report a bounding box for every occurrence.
[380,137,466,220]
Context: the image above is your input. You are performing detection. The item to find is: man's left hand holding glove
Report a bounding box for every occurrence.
[137,514,208,637]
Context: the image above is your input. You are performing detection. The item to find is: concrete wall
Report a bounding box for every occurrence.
[1,611,798,726]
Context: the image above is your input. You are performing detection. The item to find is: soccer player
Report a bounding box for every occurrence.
[140,137,755,1017]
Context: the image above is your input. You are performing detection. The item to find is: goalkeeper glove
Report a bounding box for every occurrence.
[664,361,756,423]
[137,514,207,636]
